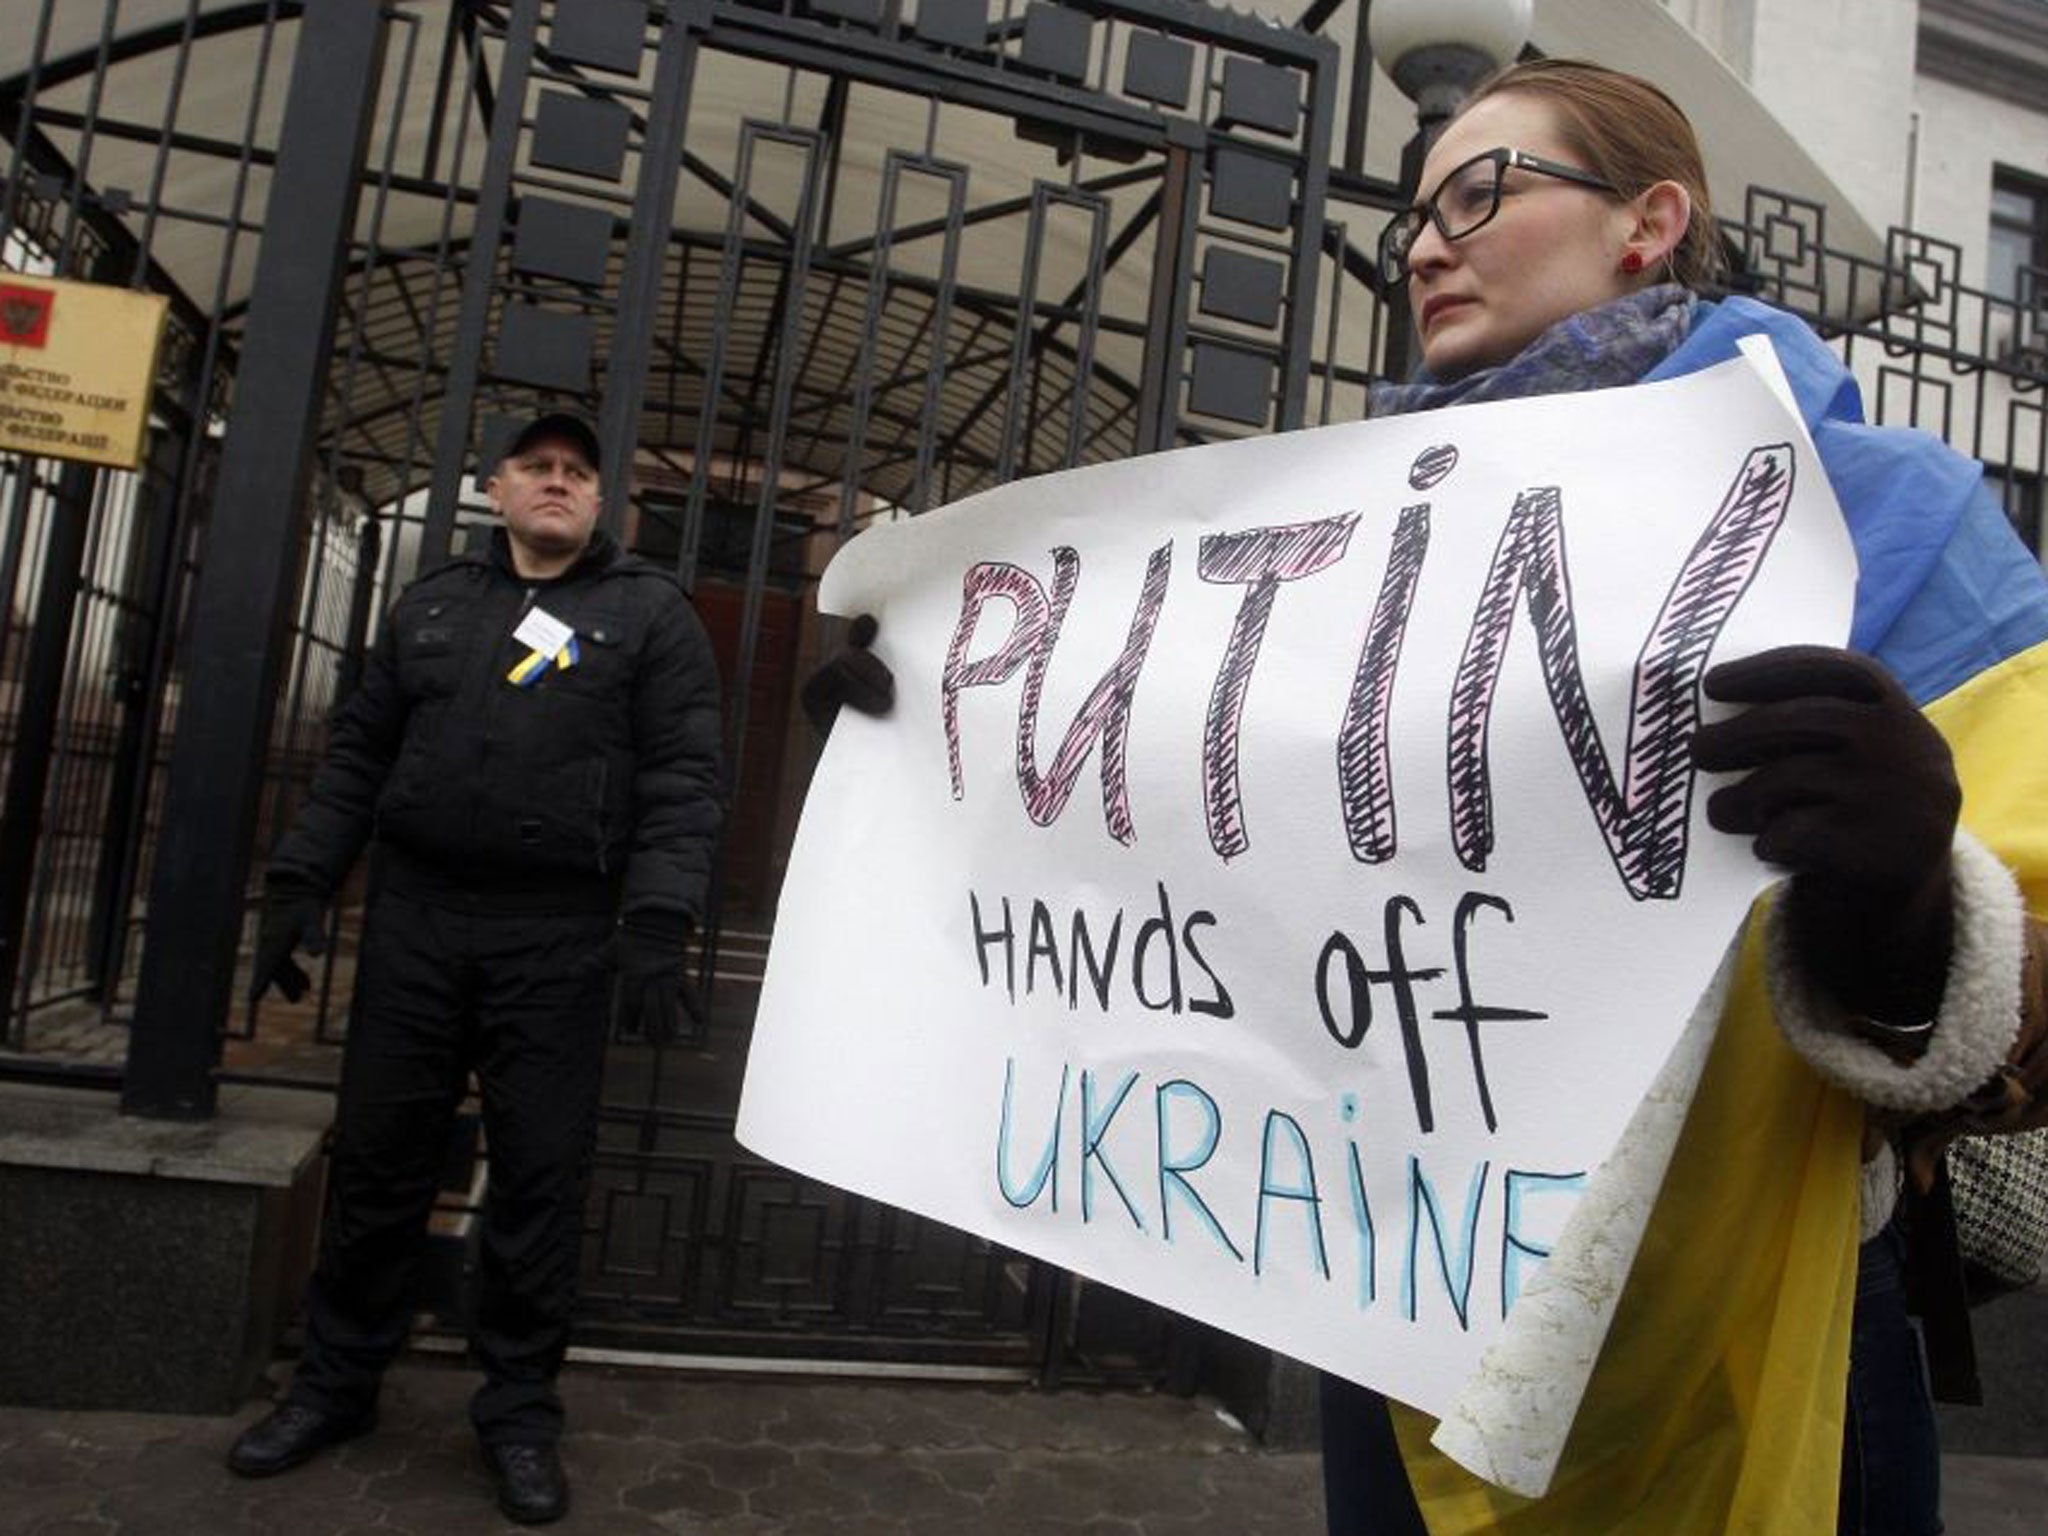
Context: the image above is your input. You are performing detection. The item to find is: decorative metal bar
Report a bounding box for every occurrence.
[421,0,546,566]
[599,4,702,536]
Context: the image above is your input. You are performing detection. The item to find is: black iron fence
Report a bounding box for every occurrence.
[0,0,301,1059]
[1723,189,2045,552]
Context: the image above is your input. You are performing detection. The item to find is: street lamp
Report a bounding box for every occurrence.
[1369,0,1535,137]
[1368,0,1535,377]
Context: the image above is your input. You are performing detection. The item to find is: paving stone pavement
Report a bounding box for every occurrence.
[0,1359,1324,1536]
[4,1355,2045,1534]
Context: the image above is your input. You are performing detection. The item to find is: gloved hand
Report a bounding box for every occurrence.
[248,879,329,1004]
[612,919,705,1046]
[800,614,893,738]
[1692,645,1960,1039]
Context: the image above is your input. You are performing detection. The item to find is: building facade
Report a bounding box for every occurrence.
[1666,0,2048,552]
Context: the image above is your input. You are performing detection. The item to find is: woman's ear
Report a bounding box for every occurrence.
[1625,180,1692,277]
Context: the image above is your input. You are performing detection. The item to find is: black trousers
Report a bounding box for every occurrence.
[288,886,614,1446]
[1319,1373,1428,1536]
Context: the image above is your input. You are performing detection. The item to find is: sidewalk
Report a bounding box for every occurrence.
[4,1354,2046,1536]
[1,1359,1321,1536]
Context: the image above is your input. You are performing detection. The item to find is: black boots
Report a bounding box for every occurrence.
[228,1400,568,1524]
[484,1442,571,1524]
[225,1402,375,1477]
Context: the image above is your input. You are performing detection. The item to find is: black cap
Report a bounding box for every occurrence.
[502,410,601,471]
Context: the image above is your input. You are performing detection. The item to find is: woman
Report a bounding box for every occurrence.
[1321,59,2048,1535]
[805,58,2048,1535]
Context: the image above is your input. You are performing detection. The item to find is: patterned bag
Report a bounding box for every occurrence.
[1947,1128,2048,1292]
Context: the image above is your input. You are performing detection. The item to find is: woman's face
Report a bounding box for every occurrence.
[1404,92,1640,381]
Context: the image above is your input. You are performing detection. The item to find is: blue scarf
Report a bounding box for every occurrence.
[1368,284,1697,417]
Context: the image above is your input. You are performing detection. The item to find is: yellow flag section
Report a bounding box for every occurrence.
[0,270,168,470]
[1393,936,1861,1534]
[1391,634,2048,1533]
[1936,639,2048,919]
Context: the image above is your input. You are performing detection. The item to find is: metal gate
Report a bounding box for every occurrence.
[0,0,1342,1377]
[391,0,1340,1371]
[0,0,301,1059]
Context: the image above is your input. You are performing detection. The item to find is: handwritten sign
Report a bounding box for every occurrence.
[0,272,167,469]
[741,344,1854,1433]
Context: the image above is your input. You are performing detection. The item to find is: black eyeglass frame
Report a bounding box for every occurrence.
[1377,146,1620,288]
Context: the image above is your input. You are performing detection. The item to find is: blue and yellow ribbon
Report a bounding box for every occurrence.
[506,633,581,687]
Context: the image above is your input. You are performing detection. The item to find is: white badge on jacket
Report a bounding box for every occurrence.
[513,605,574,657]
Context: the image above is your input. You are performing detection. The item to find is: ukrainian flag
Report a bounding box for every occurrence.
[1393,298,2048,1533]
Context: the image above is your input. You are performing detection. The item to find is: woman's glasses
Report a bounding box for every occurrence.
[1377,147,1619,287]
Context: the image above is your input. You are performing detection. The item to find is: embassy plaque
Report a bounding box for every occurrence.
[0,272,169,470]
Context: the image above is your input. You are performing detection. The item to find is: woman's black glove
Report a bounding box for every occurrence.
[800,614,893,738]
[248,879,328,1004]
[1692,645,1960,1034]
[612,919,705,1046]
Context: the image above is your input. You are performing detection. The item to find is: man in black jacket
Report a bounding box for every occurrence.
[226,413,723,1524]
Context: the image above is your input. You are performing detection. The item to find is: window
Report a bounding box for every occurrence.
[1990,168,2048,368]
[1990,169,2048,301]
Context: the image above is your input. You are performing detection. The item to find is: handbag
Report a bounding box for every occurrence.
[1946,1127,2048,1292]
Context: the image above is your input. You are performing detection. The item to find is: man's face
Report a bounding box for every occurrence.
[487,435,601,562]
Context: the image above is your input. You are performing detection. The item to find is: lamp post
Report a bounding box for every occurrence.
[1368,0,1535,378]
[1369,0,1534,141]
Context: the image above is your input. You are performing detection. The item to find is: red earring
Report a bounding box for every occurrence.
[1620,251,1645,274]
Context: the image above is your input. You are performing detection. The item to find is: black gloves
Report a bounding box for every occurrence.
[800,613,893,738]
[612,919,705,1046]
[1693,645,1960,1038]
[249,880,328,1004]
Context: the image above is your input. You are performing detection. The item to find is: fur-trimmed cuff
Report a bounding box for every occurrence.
[1768,828,2025,1113]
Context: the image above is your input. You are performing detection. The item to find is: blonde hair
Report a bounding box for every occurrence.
[1456,58,1726,289]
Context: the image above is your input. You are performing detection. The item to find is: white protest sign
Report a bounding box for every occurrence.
[741,344,1854,1428]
